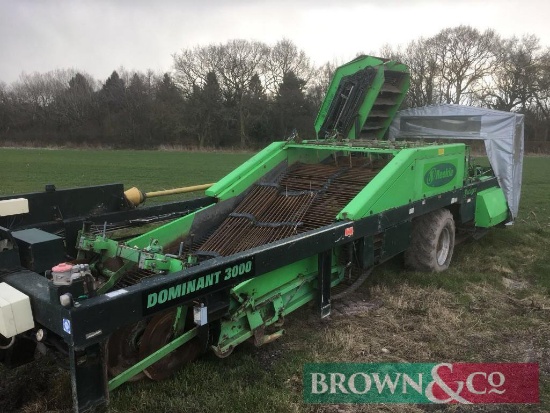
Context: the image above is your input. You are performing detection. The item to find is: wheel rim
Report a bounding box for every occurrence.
[436,227,451,266]
[139,309,202,380]
[107,320,148,382]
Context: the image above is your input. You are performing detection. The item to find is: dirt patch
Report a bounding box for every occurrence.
[331,295,383,317]
[253,343,284,371]
[502,276,529,290]
[0,356,71,413]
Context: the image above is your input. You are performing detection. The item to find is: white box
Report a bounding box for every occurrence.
[0,282,34,338]
[0,198,29,217]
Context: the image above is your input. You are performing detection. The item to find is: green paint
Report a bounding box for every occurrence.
[214,255,344,354]
[314,56,409,140]
[475,187,509,227]
[108,327,198,391]
[128,207,206,249]
[339,144,466,219]
[206,142,287,200]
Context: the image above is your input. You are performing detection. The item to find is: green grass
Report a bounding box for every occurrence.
[0,148,252,200]
[1,149,549,413]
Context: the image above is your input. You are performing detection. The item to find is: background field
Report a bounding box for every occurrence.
[0,148,549,413]
[0,148,252,198]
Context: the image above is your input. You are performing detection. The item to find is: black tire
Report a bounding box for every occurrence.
[405,208,455,272]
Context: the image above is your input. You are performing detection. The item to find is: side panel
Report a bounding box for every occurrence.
[127,207,204,248]
[475,187,509,227]
[0,184,127,226]
[380,221,412,262]
[339,144,466,219]
[206,142,287,201]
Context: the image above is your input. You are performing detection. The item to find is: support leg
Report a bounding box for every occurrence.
[69,342,108,413]
[317,250,332,318]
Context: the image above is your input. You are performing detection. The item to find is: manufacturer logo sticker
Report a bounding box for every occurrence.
[424,163,457,187]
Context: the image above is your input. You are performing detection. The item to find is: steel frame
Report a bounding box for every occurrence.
[1,177,499,412]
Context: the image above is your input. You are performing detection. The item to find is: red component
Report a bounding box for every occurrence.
[52,263,72,272]
[344,227,354,237]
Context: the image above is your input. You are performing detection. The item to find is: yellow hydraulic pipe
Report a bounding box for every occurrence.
[145,183,213,198]
[124,183,214,206]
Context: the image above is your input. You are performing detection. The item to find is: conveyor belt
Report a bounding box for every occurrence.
[197,159,386,257]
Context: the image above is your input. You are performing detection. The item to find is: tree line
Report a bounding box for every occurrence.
[381,26,550,146]
[0,28,549,150]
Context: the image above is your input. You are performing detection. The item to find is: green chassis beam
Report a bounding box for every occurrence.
[108,326,198,391]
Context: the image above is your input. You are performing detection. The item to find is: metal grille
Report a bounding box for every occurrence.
[112,267,156,289]
[197,158,386,257]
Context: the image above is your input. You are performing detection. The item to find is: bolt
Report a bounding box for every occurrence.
[36,329,45,342]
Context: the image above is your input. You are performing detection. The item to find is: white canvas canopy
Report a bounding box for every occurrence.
[389,104,524,219]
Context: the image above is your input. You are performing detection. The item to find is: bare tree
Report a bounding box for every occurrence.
[378,43,402,61]
[403,38,440,107]
[172,44,222,96]
[173,39,270,147]
[263,39,315,95]
[0,82,9,135]
[477,35,545,111]
[533,48,550,134]
[307,61,337,111]
[379,40,439,107]
[431,26,500,104]
[12,70,72,110]
[56,72,96,125]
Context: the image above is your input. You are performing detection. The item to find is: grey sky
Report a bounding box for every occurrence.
[1,0,549,84]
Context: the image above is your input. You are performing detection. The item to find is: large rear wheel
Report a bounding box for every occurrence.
[139,309,202,380]
[405,208,455,272]
[107,320,148,382]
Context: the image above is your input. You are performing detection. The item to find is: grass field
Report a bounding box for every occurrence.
[0,148,252,198]
[1,149,549,413]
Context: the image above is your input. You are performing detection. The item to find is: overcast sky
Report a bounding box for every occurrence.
[1,0,549,85]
